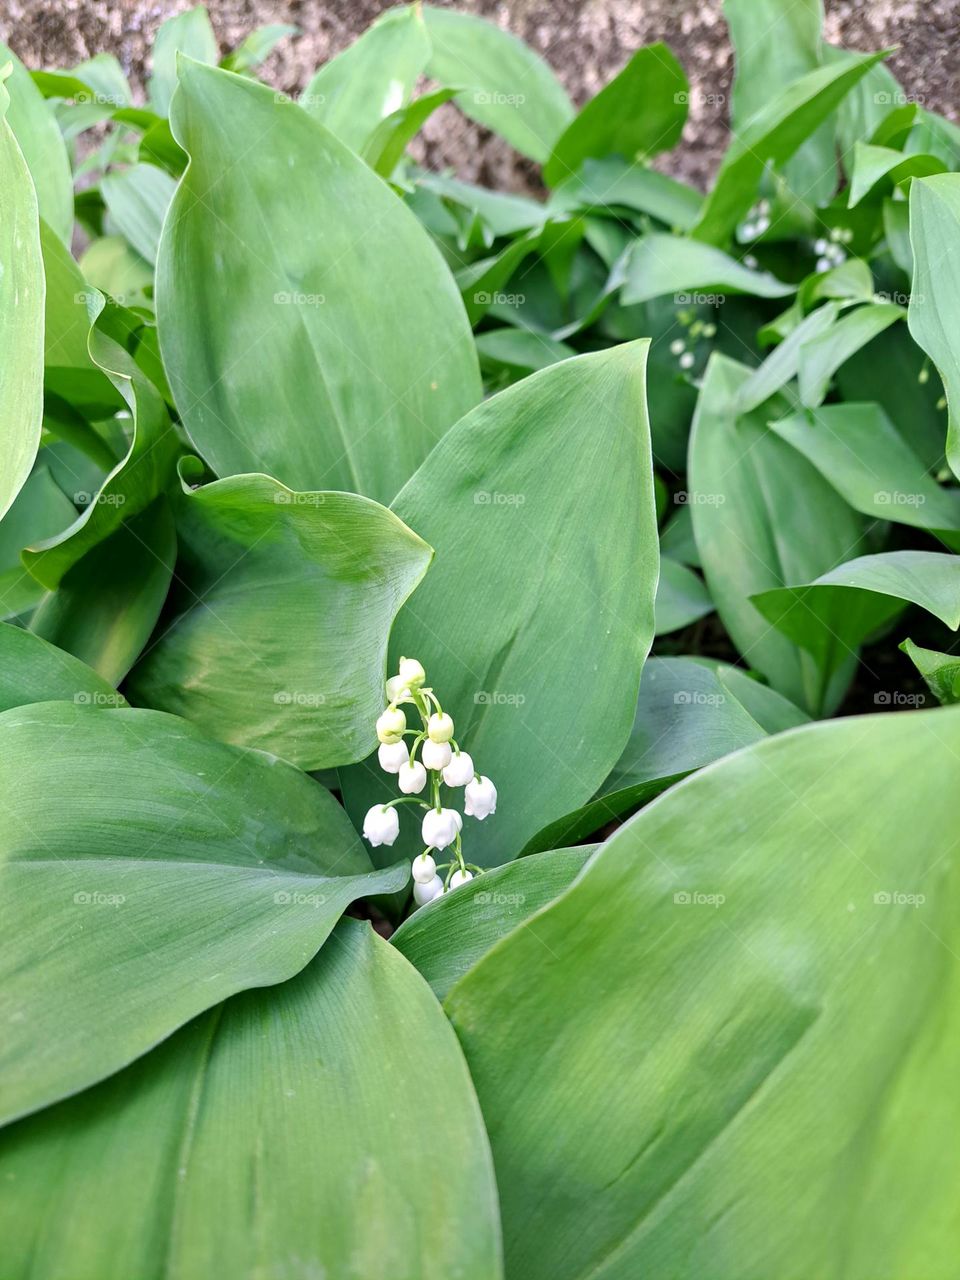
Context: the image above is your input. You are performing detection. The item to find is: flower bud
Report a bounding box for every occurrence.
[378,740,408,774]
[413,874,444,906]
[464,776,497,820]
[449,868,474,890]
[398,657,426,689]
[442,750,474,787]
[427,712,454,743]
[362,804,400,847]
[422,739,452,771]
[422,807,462,851]
[411,852,437,884]
[398,760,427,795]
[376,705,406,744]
[385,675,409,704]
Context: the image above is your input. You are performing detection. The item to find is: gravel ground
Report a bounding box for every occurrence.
[1,0,958,190]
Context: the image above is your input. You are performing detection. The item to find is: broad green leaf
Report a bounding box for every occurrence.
[770,403,960,545]
[220,23,297,74]
[0,920,501,1279]
[362,86,457,178]
[342,343,659,867]
[29,498,177,683]
[797,301,905,406]
[421,4,573,163]
[446,705,960,1280]
[908,174,960,481]
[847,142,945,206]
[692,51,887,245]
[475,327,576,380]
[0,701,407,1125]
[654,557,713,635]
[736,301,840,414]
[0,623,124,712]
[900,637,960,705]
[158,60,480,505]
[829,46,903,156]
[79,234,153,305]
[149,5,217,114]
[101,162,177,264]
[0,43,72,242]
[751,551,960,687]
[620,234,794,305]
[0,79,44,524]
[127,466,432,770]
[549,158,703,231]
[301,6,430,153]
[724,0,836,204]
[393,847,595,1000]
[414,169,547,238]
[543,44,687,188]
[689,355,864,713]
[0,467,76,620]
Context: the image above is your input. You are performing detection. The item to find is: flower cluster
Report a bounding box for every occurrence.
[362,657,497,908]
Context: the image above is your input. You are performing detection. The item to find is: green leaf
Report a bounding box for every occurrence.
[101,162,177,264]
[549,158,703,231]
[847,142,945,206]
[751,551,960,689]
[619,234,794,305]
[362,86,458,178]
[692,50,888,245]
[220,23,297,75]
[475,327,576,380]
[127,466,432,770]
[421,4,573,162]
[0,79,44,524]
[797,301,904,406]
[341,343,659,867]
[392,847,595,1000]
[0,467,76,619]
[0,920,501,1279]
[543,44,687,188]
[445,704,960,1280]
[0,623,124,712]
[0,42,72,242]
[158,60,480,505]
[900,637,960,705]
[908,174,960,481]
[770,403,960,546]
[149,5,217,114]
[29,498,177,683]
[654,556,713,635]
[688,356,864,713]
[301,6,430,153]
[0,701,407,1125]
[724,0,836,204]
[736,301,841,414]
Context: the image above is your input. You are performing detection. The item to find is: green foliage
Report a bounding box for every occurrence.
[2,3,960,1273]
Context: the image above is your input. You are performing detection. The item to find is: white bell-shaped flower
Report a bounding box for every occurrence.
[376,705,406,744]
[398,657,426,689]
[398,760,427,795]
[442,750,474,787]
[422,739,452,771]
[413,874,444,906]
[411,852,437,884]
[422,807,462,851]
[427,711,454,743]
[385,675,409,704]
[464,776,497,820]
[362,804,400,847]
[378,740,408,774]
[449,868,474,890]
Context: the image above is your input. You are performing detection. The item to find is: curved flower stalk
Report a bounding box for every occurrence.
[363,657,497,909]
